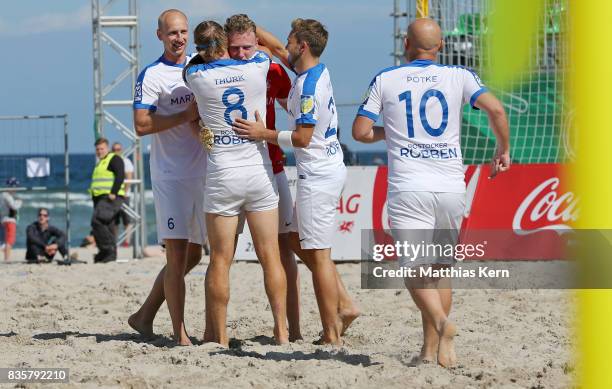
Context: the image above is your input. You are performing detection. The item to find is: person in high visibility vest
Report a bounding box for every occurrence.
[89,137,125,262]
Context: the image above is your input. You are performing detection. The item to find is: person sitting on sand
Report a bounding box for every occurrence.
[25,208,68,263]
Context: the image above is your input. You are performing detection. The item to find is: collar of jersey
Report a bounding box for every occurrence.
[407,59,435,67]
[296,63,325,77]
[158,55,187,68]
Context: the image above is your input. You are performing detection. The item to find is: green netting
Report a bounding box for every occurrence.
[423,0,570,164]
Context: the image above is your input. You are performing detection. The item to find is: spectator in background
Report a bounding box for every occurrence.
[337,127,356,166]
[89,137,126,262]
[1,177,22,261]
[25,208,67,263]
[111,142,134,247]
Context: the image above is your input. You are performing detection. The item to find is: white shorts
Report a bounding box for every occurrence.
[388,191,465,268]
[291,166,346,249]
[153,177,206,245]
[234,170,293,235]
[276,170,294,234]
[205,164,278,216]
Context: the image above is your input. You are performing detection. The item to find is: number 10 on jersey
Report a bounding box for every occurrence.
[398,89,448,138]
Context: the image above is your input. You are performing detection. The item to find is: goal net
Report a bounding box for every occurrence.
[409,0,570,164]
[0,115,70,252]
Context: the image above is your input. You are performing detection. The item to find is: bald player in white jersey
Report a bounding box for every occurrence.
[234,19,359,345]
[129,9,206,346]
[353,18,510,367]
[184,20,288,346]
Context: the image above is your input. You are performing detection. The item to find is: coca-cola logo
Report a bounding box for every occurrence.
[513,177,579,235]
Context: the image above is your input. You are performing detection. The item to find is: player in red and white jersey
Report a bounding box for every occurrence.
[235,21,361,345]
[225,14,302,341]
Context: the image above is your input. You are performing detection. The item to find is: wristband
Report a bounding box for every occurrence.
[277,131,294,149]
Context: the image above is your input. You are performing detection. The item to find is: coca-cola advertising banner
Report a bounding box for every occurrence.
[460,163,573,260]
[235,164,572,261]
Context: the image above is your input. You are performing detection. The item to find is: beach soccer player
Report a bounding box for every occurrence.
[184,20,289,346]
[130,9,207,346]
[224,14,302,342]
[233,19,359,345]
[352,18,510,366]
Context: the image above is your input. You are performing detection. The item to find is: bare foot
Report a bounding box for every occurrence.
[437,320,457,368]
[175,331,193,346]
[203,328,214,343]
[274,327,289,345]
[408,353,433,366]
[128,312,154,339]
[339,306,361,336]
[419,343,437,364]
[289,332,303,342]
[312,336,342,346]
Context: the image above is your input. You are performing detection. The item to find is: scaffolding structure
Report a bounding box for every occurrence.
[391,0,410,65]
[91,0,146,258]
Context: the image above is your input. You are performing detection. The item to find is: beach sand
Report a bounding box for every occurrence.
[1,247,575,388]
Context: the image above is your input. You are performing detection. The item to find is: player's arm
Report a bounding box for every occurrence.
[256,25,291,69]
[353,74,384,143]
[134,102,199,136]
[352,116,385,143]
[107,154,125,200]
[473,92,511,178]
[232,111,314,148]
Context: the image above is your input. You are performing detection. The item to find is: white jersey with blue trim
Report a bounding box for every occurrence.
[358,59,487,193]
[185,51,271,173]
[287,63,344,177]
[133,54,207,181]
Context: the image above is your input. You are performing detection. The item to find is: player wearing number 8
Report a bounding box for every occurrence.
[184,20,289,346]
[352,18,510,367]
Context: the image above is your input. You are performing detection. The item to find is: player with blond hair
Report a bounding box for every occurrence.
[184,20,289,346]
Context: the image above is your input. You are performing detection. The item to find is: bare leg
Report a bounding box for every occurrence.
[163,239,192,345]
[290,230,341,345]
[204,214,238,347]
[204,233,239,343]
[437,277,455,366]
[406,276,456,368]
[129,243,201,338]
[279,232,302,341]
[289,232,357,337]
[335,268,360,335]
[124,223,133,245]
[247,209,288,344]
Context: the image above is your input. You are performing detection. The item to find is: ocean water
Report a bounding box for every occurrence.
[0,152,386,249]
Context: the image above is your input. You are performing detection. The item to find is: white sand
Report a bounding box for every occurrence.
[0,247,575,388]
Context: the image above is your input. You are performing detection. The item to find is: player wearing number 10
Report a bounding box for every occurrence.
[353,18,510,367]
[184,21,289,346]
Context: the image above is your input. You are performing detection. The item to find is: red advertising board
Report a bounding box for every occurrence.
[460,163,575,260]
[371,163,574,260]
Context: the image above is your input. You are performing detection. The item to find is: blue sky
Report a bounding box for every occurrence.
[0,0,399,153]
